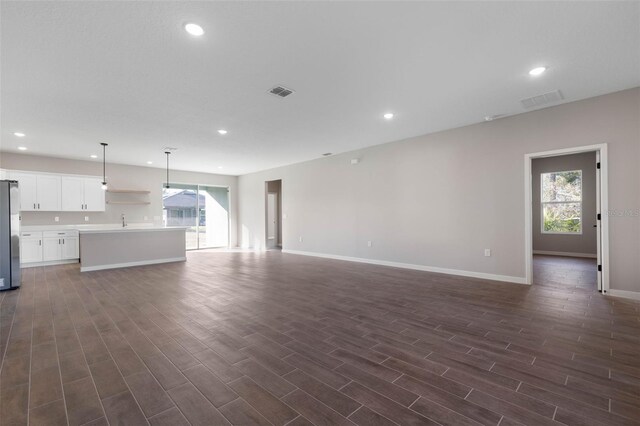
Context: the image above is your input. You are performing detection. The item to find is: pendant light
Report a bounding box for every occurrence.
[100,142,108,190]
[164,151,171,189]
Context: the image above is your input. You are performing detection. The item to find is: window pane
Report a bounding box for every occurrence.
[162,184,199,250]
[543,203,581,233]
[541,171,582,202]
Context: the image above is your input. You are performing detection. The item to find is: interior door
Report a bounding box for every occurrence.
[61,176,85,211]
[266,193,277,248]
[37,175,61,211]
[83,178,106,211]
[595,151,602,292]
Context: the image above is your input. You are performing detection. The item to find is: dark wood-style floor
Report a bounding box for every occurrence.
[1,252,639,426]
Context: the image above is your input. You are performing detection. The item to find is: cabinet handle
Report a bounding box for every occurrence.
[39,240,41,246]
[38,203,40,209]
[33,203,36,209]
[63,239,65,244]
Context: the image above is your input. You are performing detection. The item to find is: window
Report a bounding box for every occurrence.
[541,170,582,234]
[162,184,230,250]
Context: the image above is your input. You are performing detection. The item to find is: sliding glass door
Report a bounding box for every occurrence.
[162,184,229,250]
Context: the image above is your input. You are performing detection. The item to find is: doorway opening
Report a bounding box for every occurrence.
[525,144,609,293]
[162,184,230,250]
[265,180,282,250]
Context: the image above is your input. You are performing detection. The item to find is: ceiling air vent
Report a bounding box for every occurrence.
[269,85,295,98]
[520,90,564,109]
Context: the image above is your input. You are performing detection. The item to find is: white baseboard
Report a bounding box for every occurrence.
[607,289,640,301]
[533,250,597,258]
[80,257,186,272]
[21,259,79,268]
[282,249,527,285]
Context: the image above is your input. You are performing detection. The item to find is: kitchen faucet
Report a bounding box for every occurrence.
[121,213,127,228]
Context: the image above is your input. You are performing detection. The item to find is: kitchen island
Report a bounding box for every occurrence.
[79,225,187,272]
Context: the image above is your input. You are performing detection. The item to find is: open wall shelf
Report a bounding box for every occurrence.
[106,201,151,205]
[107,189,151,194]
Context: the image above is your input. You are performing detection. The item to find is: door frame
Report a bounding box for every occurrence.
[524,143,609,293]
[266,192,278,248]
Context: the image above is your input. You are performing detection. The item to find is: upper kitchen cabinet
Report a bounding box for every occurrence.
[61,176,105,211]
[10,172,61,211]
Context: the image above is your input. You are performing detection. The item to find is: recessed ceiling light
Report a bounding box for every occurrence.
[529,66,547,76]
[147,161,153,165]
[218,166,223,169]
[90,154,98,159]
[218,129,228,135]
[13,132,25,137]
[383,113,394,120]
[185,23,204,36]
[18,146,27,151]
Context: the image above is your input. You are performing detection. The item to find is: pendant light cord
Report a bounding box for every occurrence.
[165,151,171,188]
[100,142,108,186]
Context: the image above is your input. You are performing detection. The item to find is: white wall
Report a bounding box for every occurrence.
[238,88,640,293]
[0,153,239,247]
[532,152,597,256]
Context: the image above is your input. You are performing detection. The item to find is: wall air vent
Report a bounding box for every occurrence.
[269,85,295,98]
[163,147,178,151]
[520,90,564,109]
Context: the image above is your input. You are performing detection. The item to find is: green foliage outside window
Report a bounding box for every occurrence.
[541,170,582,234]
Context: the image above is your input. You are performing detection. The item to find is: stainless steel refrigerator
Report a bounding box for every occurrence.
[0,180,21,290]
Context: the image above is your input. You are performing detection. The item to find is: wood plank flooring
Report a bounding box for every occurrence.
[0,252,638,425]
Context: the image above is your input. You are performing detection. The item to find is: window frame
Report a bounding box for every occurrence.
[540,169,583,235]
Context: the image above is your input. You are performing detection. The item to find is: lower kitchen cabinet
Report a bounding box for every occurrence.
[21,230,80,266]
[21,234,43,264]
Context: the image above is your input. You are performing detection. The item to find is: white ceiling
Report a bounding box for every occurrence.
[1,1,639,176]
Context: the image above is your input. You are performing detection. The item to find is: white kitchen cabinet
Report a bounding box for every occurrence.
[42,231,80,262]
[10,172,38,211]
[61,176,84,211]
[83,178,106,211]
[10,172,61,211]
[42,237,62,261]
[0,169,7,179]
[62,236,79,259]
[22,230,79,265]
[36,175,61,210]
[61,176,105,212]
[20,233,43,264]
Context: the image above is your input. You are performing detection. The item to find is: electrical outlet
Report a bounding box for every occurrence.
[484,249,491,257]
[54,216,59,222]
[367,241,372,247]
[85,216,89,222]
[298,236,303,243]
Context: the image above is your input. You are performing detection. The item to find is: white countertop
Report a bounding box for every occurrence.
[79,226,188,234]
[22,223,188,233]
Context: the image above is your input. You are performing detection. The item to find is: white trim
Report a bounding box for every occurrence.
[607,289,640,301]
[533,250,597,258]
[21,259,79,268]
[282,249,527,285]
[524,143,609,293]
[80,257,186,272]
